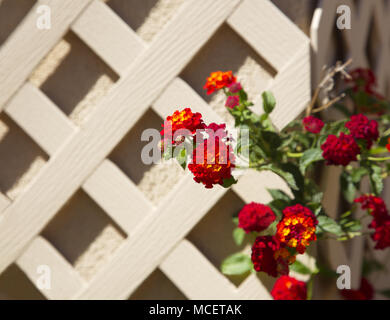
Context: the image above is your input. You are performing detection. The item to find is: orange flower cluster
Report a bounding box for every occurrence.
[160,108,205,141]
[276,204,318,254]
[188,138,235,189]
[204,71,236,95]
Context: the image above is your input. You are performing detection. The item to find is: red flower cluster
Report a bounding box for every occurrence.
[386,137,390,152]
[204,71,237,95]
[228,82,242,93]
[276,204,318,254]
[161,108,205,142]
[303,116,324,134]
[188,137,235,189]
[238,203,276,233]
[271,276,307,300]
[251,236,295,277]
[347,68,376,92]
[321,132,360,166]
[346,68,386,114]
[340,278,374,300]
[225,95,240,109]
[355,195,390,250]
[345,114,379,149]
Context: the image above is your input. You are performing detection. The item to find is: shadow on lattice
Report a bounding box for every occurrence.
[0,264,46,300]
[128,268,187,300]
[28,31,119,127]
[0,113,48,200]
[41,189,127,282]
[187,190,253,287]
[106,0,185,43]
[0,0,36,47]
[109,108,185,204]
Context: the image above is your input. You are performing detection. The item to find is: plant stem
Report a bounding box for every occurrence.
[287,152,303,158]
[367,156,390,162]
[307,275,314,300]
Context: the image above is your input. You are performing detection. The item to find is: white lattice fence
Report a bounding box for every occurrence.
[311,0,390,298]
[0,0,310,299]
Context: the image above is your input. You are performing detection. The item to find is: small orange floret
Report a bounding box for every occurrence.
[276,204,318,254]
[160,108,205,141]
[204,71,236,95]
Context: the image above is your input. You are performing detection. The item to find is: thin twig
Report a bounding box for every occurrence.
[312,93,346,113]
[306,59,353,116]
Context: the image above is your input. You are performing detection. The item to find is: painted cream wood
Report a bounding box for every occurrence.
[0,0,92,109]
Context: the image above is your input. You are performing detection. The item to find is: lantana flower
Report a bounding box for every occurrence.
[276,204,318,254]
[161,108,205,143]
[303,116,324,134]
[238,202,276,233]
[204,71,236,95]
[271,276,307,300]
[251,236,294,277]
[345,114,379,149]
[340,278,374,300]
[225,95,240,109]
[228,82,242,93]
[188,137,235,189]
[355,195,390,250]
[347,68,376,92]
[321,132,361,166]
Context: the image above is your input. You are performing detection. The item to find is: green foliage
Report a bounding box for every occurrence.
[299,148,323,174]
[289,260,312,275]
[262,91,276,114]
[221,253,252,276]
[232,227,246,246]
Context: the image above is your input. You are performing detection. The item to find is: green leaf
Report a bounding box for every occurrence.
[267,189,291,202]
[350,167,368,183]
[299,148,323,174]
[317,216,344,236]
[268,199,289,219]
[221,253,252,276]
[233,228,246,246]
[260,164,299,190]
[175,147,187,170]
[340,171,357,203]
[232,217,239,226]
[222,176,237,188]
[239,90,248,103]
[262,91,276,114]
[370,164,383,195]
[290,260,312,275]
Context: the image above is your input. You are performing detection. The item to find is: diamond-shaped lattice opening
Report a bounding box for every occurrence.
[106,0,185,42]
[0,264,46,300]
[129,268,186,300]
[28,31,119,127]
[181,24,277,124]
[109,108,184,204]
[41,190,126,281]
[0,0,36,47]
[0,113,48,200]
[365,16,381,70]
[187,190,250,287]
